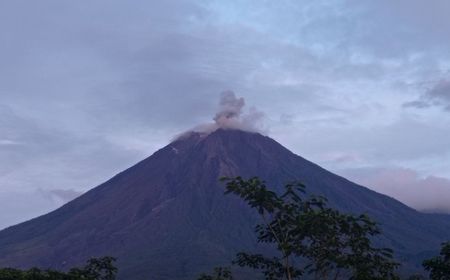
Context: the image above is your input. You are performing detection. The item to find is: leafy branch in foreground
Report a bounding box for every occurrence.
[200,176,399,280]
[423,241,450,280]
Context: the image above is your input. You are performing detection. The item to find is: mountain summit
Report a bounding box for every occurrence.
[0,129,449,279]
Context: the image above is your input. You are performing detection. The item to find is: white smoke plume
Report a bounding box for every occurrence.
[213,91,246,127]
[175,91,266,140]
[212,90,265,132]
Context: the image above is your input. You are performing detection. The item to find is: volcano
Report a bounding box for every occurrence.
[0,129,449,279]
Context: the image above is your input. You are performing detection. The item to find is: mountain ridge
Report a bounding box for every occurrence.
[0,129,449,279]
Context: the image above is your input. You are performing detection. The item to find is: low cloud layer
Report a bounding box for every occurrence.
[39,189,83,204]
[0,188,82,230]
[340,167,450,213]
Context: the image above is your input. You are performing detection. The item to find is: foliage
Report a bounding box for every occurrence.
[405,274,427,280]
[423,241,450,280]
[200,177,399,280]
[197,267,233,280]
[0,256,117,280]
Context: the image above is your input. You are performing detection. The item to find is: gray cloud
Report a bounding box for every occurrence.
[404,79,450,111]
[403,79,450,112]
[0,188,81,230]
[39,189,83,204]
[278,116,450,167]
[403,100,431,109]
[340,167,450,213]
[0,190,60,230]
[1,0,450,227]
[428,80,450,105]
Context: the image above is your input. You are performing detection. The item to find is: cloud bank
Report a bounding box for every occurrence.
[341,167,450,213]
[0,188,82,230]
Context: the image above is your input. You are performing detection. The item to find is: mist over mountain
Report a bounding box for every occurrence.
[0,128,449,279]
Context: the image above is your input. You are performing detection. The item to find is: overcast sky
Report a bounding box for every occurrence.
[1,0,450,229]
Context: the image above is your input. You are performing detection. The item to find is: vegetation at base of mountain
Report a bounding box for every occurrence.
[423,242,450,280]
[405,274,427,280]
[200,176,401,280]
[198,267,233,280]
[0,256,117,280]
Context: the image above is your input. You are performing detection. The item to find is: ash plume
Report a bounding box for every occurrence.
[175,91,266,140]
[213,91,246,127]
[212,90,265,131]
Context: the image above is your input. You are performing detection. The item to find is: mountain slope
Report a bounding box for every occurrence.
[0,129,449,279]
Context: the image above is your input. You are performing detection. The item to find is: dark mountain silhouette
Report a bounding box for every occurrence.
[0,129,449,279]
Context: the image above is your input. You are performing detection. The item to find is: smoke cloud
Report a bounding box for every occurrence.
[176,91,266,139]
[213,91,246,127]
[40,189,83,204]
[212,91,265,131]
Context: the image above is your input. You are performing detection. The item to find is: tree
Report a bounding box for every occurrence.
[0,256,117,280]
[405,274,427,280]
[198,267,233,280]
[200,177,399,280]
[423,242,450,280]
[68,256,117,280]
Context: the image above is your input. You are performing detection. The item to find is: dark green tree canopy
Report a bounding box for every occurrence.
[423,242,450,280]
[0,256,117,280]
[201,177,400,280]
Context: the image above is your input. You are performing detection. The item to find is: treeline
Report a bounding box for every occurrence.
[0,257,116,280]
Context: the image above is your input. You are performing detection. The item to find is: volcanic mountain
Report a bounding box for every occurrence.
[0,129,449,279]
